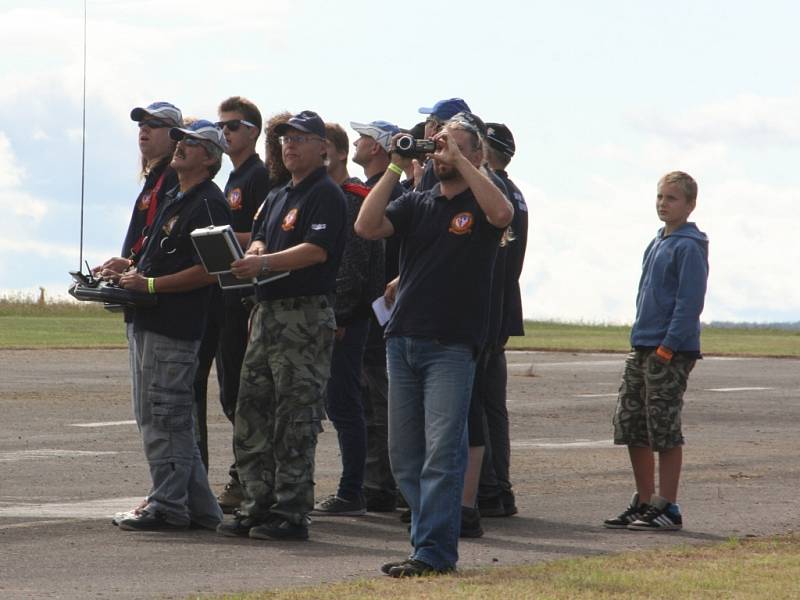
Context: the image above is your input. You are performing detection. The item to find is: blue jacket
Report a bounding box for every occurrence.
[630,222,709,352]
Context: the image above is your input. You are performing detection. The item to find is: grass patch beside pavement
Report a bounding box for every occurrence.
[507,321,800,357]
[205,535,800,600]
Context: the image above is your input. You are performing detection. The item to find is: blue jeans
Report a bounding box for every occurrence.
[387,336,476,571]
[325,318,369,501]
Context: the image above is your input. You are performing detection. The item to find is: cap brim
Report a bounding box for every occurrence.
[418,106,434,115]
[275,122,315,136]
[130,107,151,122]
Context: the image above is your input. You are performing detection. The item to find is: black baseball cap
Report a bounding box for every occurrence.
[486,122,515,157]
[274,110,326,139]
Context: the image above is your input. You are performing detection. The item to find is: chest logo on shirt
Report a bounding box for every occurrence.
[228,188,242,211]
[448,212,474,235]
[162,215,179,236]
[282,208,299,231]
[137,190,152,211]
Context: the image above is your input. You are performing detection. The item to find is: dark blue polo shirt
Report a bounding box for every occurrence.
[252,167,347,300]
[225,153,269,233]
[122,160,178,260]
[133,179,232,340]
[384,184,504,350]
[496,170,529,340]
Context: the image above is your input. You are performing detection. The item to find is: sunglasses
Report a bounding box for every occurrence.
[279,134,322,145]
[215,119,256,132]
[180,137,209,149]
[138,118,171,129]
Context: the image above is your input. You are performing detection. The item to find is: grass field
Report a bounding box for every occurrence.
[2,299,798,355]
[207,535,800,600]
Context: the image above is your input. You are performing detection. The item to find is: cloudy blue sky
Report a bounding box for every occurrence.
[1,1,799,323]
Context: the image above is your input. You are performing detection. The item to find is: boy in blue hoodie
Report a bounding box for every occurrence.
[604,171,708,531]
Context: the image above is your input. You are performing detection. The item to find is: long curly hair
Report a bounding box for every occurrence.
[264,111,292,187]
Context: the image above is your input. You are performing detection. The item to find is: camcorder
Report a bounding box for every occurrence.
[394,135,436,157]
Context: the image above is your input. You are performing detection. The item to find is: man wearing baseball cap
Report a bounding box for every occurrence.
[115,119,232,532]
[220,110,347,541]
[350,119,406,513]
[415,100,471,191]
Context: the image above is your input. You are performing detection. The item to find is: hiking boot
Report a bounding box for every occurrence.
[216,513,258,538]
[603,492,650,529]
[249,515,309,541]
[312,494,366,516]
[364,489,397,512]
[112,497,149,526]
[460,506,484,538]
[628,495,682,531]
[216,480,244,515]
[118,509,187,532]
[387,559,452,578]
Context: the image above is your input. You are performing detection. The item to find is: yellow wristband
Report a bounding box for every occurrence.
[387,163,403,176]
[147,277,155,294]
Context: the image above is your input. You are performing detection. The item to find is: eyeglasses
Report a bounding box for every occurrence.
[138,119,170,129]
[279,134,321,145]
[215,119,256,132]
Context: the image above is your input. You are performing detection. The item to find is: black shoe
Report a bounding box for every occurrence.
[603,492,649,529]
[500,490,518,516]
[364,489,398,512]
[460,506,484,538]
[312,494,366,516]
[118,510,187,532]
[216,514,258,538]
[399,508,411,523]
[249,516,309,541]
[627,495,682,531]
[388,559,452,578]
[477,495,506,518]
[380,555,413,575]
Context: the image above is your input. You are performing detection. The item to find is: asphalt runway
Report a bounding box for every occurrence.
[1,349,798,599]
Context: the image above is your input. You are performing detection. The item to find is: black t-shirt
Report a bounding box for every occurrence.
[225,153,269,233]
[385,184,503,350]
[133,179,232,340]
[253,167,347,300]
[122,161,178,260]
[365,172,405,283]
[496,170,529,340]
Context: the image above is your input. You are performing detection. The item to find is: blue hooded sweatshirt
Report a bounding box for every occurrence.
[630,222,709,352]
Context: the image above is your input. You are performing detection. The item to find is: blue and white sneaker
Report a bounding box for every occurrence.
[627,495,682,531]
[603,492,649,529]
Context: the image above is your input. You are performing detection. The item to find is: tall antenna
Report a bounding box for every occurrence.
[78,0,87,269]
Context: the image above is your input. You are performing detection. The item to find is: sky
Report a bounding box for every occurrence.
[1,0,799,324]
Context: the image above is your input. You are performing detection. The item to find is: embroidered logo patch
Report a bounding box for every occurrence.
[448,211,474,235]
[228,188,242,211]
[162,216,179,236]
[311,223,327,231]
[282,208,298,231]
[137,191,151,211]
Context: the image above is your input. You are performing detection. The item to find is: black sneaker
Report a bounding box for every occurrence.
[460,506,484,538]
[312,494,366,516]
[500,490,518,516]
[249,516,309,541]
[388,559,452,578]
[627,495,682,531]
[364,489,398,512]
[216,514,258,538]
[118,509,187,532]
[217,480,244,515]
[603,492,649,529]
[380,555,413,575]
[477,495,506,518]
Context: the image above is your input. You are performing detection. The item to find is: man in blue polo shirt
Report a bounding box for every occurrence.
[218,110,347,541]
[115,120,232,531]
[355,117,514,576]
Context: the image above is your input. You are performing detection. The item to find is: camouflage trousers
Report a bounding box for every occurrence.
[234,295,335,524]
[613,349,696,451]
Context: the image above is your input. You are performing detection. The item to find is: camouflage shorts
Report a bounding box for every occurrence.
[613,349,696,451]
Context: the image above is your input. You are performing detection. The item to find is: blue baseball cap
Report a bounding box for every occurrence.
[418,98,471,121]
[350,120,401,152]
[130,101,183,127]
[274,110,326,139]
[169,119,228,151]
